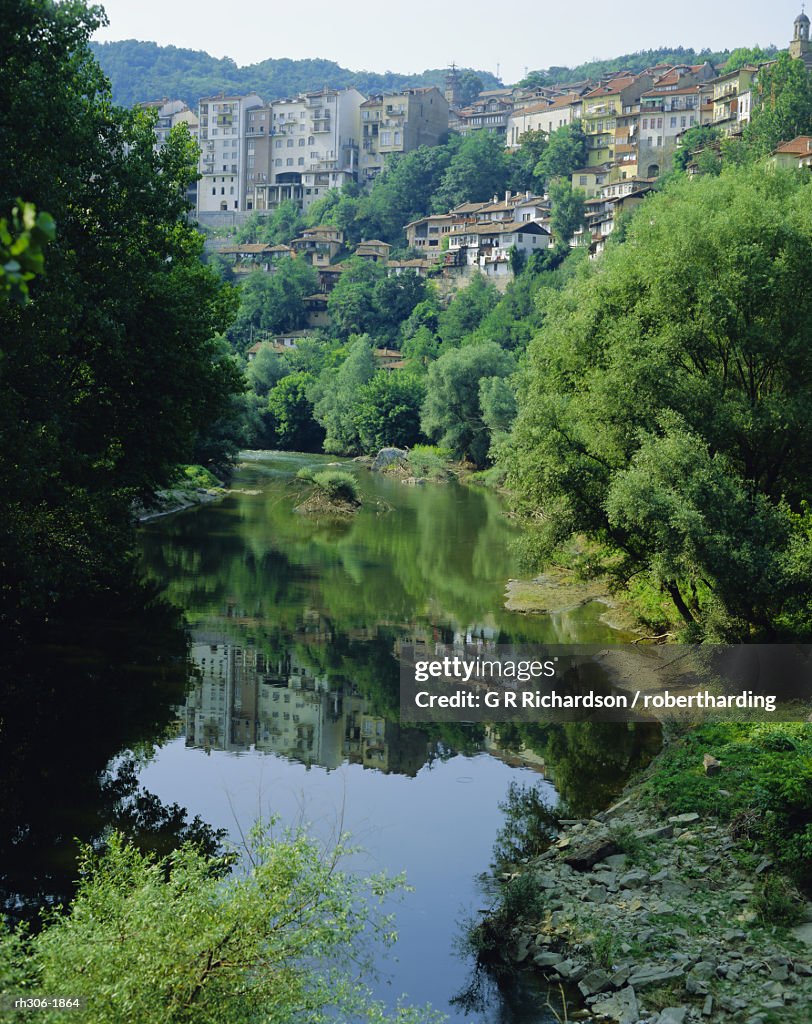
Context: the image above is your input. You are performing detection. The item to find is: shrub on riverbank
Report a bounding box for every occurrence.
[407,445,449,480]
[1,828,436,1024]
[312,469,359,503]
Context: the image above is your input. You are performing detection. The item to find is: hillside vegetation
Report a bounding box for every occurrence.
[89,40,501,107]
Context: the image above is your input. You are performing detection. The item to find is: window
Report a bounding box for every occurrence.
[286,158,293,166]
[211,187,216,195]
[275,139,282,148]
[642,118,648,129]
[657,118,663,128]
[287,139,293,147]
[681,116,686,127]
[579,175,587,185]
[657,136,662,146]
[275,158,282,166]
[298,157,304,165]
[299,138,305,146]
[670,117,677,127]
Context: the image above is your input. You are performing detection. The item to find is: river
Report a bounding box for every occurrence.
[135,452,654,1022]
[0,451,657,1023]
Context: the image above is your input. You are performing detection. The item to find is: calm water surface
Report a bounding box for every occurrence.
[135,452,638,1023]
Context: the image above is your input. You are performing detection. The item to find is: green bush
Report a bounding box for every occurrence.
[182,465,223,489]
[295,466,315,483]
[311,469,359,504]
[407,445,450,480]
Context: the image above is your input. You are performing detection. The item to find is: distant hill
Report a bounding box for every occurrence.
[520,45,780,86]
[89,40,503,108]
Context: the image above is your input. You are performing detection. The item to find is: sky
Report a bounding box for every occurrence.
[93,1,801,84]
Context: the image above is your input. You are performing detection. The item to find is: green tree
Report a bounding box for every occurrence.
[266,372,324,452]
[355,371,426,452]
[507,129,548,193]
[312,335,376,453]
[6,829,436,1024]
[237,201,304,245]
[436,274,500,348]
[533,121,588,185]
[548,180,586,245]
[421,342,516,466]
[326,261,425,344]
[723,46,778,74]
[506,166,812,638]
[673,124,721,173]
[0,0,242,612]
[230,258,318,349]
[245,343,288,397]
[745,52,812,156]
[431,133,510,212]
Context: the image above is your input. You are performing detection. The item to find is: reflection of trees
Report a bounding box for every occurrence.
[139,460,617,647]
[497,722,662,817]
[0,576,221,925]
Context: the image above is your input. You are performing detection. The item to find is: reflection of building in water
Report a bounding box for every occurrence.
[185,635,429,775]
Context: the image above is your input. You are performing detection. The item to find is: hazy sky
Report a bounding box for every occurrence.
[93,1,801,84]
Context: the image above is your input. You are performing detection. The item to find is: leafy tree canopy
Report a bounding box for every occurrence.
[0,0,242,612]
[506,166,812,639]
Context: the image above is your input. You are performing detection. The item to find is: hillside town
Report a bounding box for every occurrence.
[140,9,812,276]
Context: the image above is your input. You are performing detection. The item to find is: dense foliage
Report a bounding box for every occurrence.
[1,828,437,1024]
[507,166,812,639]
[0,0,242,617]
[89,39,500,109]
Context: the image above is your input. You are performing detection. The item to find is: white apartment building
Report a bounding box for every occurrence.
[247,88,364,212]
[197,92,263,214]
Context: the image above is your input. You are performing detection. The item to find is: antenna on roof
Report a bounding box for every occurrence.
[496,62,501,80]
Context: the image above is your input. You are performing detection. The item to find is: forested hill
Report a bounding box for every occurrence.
[89,40,501,107]
[520,44,779,86]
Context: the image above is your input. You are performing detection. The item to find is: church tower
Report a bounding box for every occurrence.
[790,8,812,68]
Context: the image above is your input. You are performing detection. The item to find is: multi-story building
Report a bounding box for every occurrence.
[581,73,655,167]
[506,94,581,148]
[710,65,759,136]
[637,64,715,177]
[454,90,514,137]
[197,92,263,214]
[359,88,448,182]
[247,88,364,212]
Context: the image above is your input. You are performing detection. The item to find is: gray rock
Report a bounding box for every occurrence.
[668,812,700,825]
[702,994,713,1017]
[637,824,674,841]
[794,961,812,976]
[602,853,629,871]
[657,1009,689,1024]
[533,951,564,967]
[627,964,685,988]
[534,873,559,890]
[564,839,618,871]
[585,885,608,903]
[578,968,612,997]
[790,925,810,946]
[592,986,639,1024]
[553,959,588,981]
[371,447,408,471]
[619,869,651,889]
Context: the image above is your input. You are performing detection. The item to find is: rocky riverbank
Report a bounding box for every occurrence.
[490,774,812,1024]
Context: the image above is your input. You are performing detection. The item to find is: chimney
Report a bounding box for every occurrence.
[505,190,511,202]
[493,195,498,203]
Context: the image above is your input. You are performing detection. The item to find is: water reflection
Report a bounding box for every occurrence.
[0,578,222,925]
